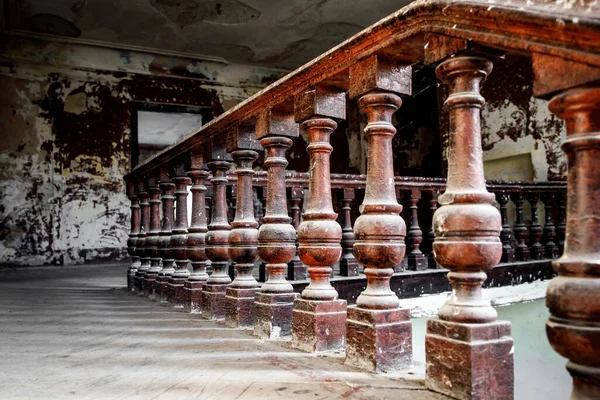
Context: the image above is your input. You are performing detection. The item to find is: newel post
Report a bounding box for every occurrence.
[425,54,513,399]
[345,55,413,371]
[126,179,141,292]
[225,125,262,328]
[253,109,299,339]
[291,86,347,353]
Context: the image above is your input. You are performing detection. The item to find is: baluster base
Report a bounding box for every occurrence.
[127,267,138,292]
[428,253,443,269]
[545,244,559,259]
[287,257,308,280]
[135,271,147,294]
[530,245,546,260]
[167,277,187,308]
[144,273,158,299]
[201,283,229,320]
[345,306,412,372]
[407,253,428,271]
[425,319,514,400]
[253,292,297,339]
[156,275,171,304]
[515,247,530,262]
[339,257,359,277]
[292,298,347,353]
[225,287,259,328]
[394,260,406,273]
[183,280,205,313]
[501,248,516,264]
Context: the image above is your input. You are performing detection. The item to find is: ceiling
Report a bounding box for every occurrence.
[3,0,414,70]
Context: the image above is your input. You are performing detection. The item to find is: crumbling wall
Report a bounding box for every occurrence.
[0,36,284,266]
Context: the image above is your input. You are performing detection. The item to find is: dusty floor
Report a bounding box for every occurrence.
[0,264,447,400]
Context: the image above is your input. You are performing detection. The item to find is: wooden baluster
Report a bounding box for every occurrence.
[258,187,269,282]
[393,186,406,272]
[228,184,237,224]
[543,193,559,259]
[225,125,261,328]
[345,56,412,371]
[557,192,567,255]
[545,85,600,399]
[204,187,213,276]
[339,187,359,277]
[512,191,530,261]
[184,153,209,313]
[499,191,516,263]
[527,192,545,260]
[167,163,191,307]
[202,141,232,320]
[144,173,162,298]
[287,186,308,280]
[135,178,150,294]
[126,180,140,292]
[254,108,299,339]
[291,86,346,353]
[425,54,513,399]
[407,188,427,270]
[156,167,175,304]
[428,189,441,269]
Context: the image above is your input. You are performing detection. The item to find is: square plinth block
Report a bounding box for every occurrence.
[253,292,297,339]
[292,298,347,353]
[345,306,412,372]
[136,273,147,294]
[156,275,171,304]
[144,273,158,299]
[426,319,514,400]
[225,287,259,328]
[167,277,187,308]
[184,280,205,313]
[201,283,229,320]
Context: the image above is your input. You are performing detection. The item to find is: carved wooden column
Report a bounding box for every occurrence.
[144,174,162,298]
[156,167,175,304]
[345,56,412,371]
[292,87,346,353]
[557,192,567,255]
[184,152,209,313]
[202,142,232,320]
[225,126,261,328]
[126,180,140,292]
[406,188,427,270]
[287,187,308,280]
[167,163,191,307]
[546,86,600,400]
[542,193,559,259]
[425,55,513,399]
[227,184,237,280]
[135,178,150,294]
[527,192,545,260]
[499,192,516,263]
[254,109,299,339]
[339,187,359,277]
[428,189,440,269]
[512,191,530,261]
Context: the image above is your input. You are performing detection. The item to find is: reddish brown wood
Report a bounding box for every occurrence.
[427,190,440,269]
[425,55,513,399]
[546,86,600,400]
[144,174,162,298]
[156,167,175,304]
[512,191,530,262]
[543,193,559,259]
[135,178,150,294]
[202,144,232,320]
[338,187,358,277]
[287,186,307,280]
[557,193,567,255]
[126,180,140,292]
[184,153,209,313]
[167,165,191,308]
[406,188,427,271]
[527,192,546,260]
[498,192,516,264]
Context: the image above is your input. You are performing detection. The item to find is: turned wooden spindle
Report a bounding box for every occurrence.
[498,192,516,263]
[528,192,545,260]
[406,189,427,271]
[512,191,530,261]
[135,179,150,293]
[542,193,559,259]
[184,153,209,313]
[428,189,440,269]
[144,174,162,297]
[425,54,513,399]
[156,167,175,303]
[126,180,140,292]
[546,86,600,400]
[287,186,307,280]
[557,193,567,255]
[228,185,237,225]
[168,166,191,307]
[339,187,359,277]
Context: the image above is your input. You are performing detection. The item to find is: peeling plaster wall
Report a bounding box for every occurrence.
[0,36,284,266]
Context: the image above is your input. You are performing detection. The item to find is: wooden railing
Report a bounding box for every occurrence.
[123,1,600,399]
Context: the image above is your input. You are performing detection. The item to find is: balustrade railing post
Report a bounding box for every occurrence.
[202,141,233,320]
[184,152,209,313]
[543,193,559,259]
[345,55,412,371]
[512,191,530,261]
[527,192,545,260]
[545,86,600,399]
[144,173,162,298]
[557,192,567,255]
[225,125,262,328]
[254,108,299,339]
[167,163,191,307]
[156,167,175,304]
[287,186,308,280]
[291,86,347,353]
[339,187,359,277]
[425,54,513,399]
[499,191,516,263]
[407,188,427,270]
[228,184,237,280]
[126,180,140,292]
[428,189,441,269]
[135,178,150,294]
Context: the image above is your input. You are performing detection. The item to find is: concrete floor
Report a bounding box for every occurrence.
[0,264,447,400]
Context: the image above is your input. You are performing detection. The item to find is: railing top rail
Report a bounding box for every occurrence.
[125,0,600,180]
